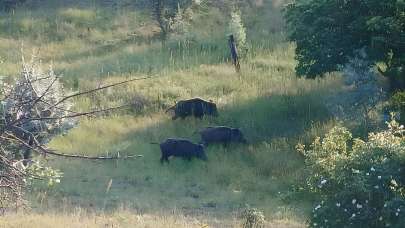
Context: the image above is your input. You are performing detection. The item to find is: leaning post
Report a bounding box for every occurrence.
[228,34,241,73]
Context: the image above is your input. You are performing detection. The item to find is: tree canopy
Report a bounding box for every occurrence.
[0,0,26,11]
[285,0,405,89]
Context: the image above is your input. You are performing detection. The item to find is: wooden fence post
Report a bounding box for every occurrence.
[228,34,241,73]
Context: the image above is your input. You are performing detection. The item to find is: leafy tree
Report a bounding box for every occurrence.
[285,0,405,90]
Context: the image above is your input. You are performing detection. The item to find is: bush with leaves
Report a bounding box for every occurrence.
[297,119,405,227]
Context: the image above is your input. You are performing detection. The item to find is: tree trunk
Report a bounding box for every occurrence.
[153,0,168,43]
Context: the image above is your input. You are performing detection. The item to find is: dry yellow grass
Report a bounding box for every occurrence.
[0,210,305,228]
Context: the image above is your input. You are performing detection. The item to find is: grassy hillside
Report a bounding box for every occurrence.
[0,0,344,226]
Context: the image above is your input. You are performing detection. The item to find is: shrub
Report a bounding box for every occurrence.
[0,60,68,209]
[297,119,405,227]
[241,205,265,228]
[389,91,405,125]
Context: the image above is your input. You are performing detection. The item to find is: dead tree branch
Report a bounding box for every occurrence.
[53,76,152,107]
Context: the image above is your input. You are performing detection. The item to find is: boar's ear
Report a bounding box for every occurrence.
[209,99,213,103]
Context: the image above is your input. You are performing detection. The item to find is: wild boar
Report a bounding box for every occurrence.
[199,126,247,146]
[165,98,218,120]
[156,138,207,163]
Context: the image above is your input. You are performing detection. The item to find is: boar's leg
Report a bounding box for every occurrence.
[187,155,192,161]
[160,155,169,164]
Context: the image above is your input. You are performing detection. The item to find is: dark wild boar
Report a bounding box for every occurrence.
[155,138,207,163]
[165,98,218,120]
[199,126,247,146]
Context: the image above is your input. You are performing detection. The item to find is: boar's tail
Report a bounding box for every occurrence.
[165,105,175,113]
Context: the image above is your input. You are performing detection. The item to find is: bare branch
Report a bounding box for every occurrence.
[53,76,153,107]
[19,76,58,108]
[4,132,143,160]
[28,75,53,83]
[38,100,91,117]
[38,147,144,160]
[24,104,132,121]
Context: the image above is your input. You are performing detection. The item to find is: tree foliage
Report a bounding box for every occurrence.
[285,0,405,89]
[0,0,26,11]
